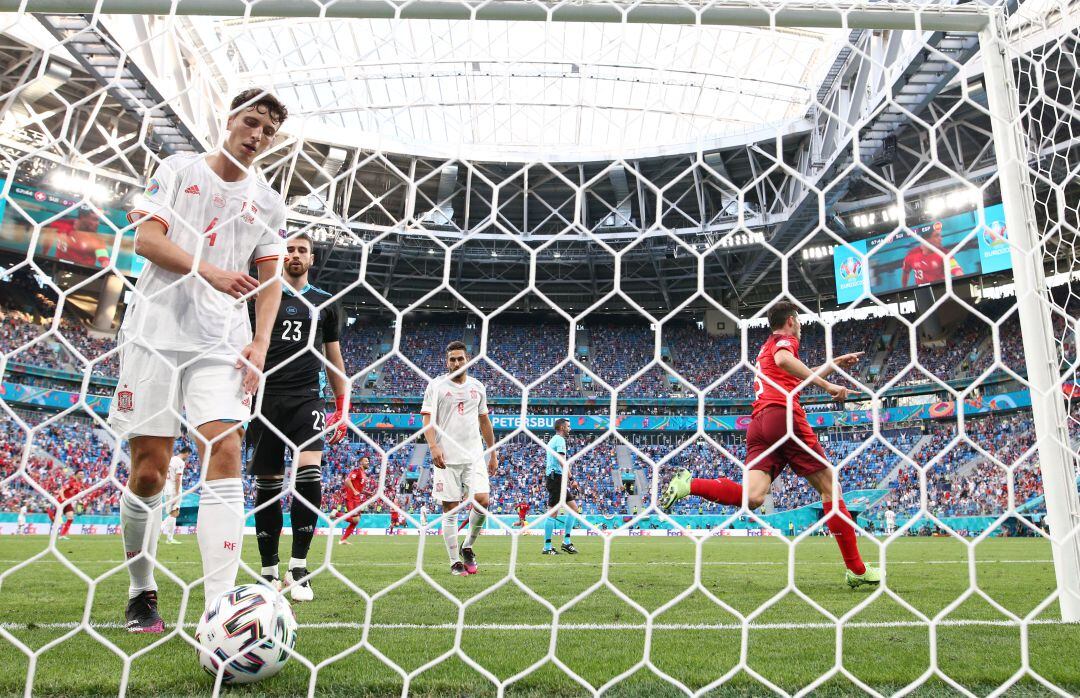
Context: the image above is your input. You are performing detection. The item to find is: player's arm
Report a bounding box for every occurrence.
[238,259,282,393]
[323,340,351,445]
[479,413,497,476]
[774,349,861,402]
[421,382,445,468]
[900,249,914,286]
[422,413,446,469]
[133,221,259,299]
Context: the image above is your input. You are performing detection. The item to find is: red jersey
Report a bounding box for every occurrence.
[61,477,82,503]
[902,247,962,286]
[517,503,529,519]
[50,221,104,268]
[346,469,366,498]
[752,333,804,417]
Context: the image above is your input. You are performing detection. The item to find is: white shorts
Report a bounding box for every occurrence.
[432,461,490,503]
[108,341,249,438]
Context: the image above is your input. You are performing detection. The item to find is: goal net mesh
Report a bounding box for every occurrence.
[0,0,1078,695]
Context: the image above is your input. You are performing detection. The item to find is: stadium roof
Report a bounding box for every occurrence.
[218,18,847,156]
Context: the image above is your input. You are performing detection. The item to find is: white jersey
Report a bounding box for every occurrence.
[166,456,185,492]
[885,510,896,526]
[124,153,286,356]
[421,374,489,464]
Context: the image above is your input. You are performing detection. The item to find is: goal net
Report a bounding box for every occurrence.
[0,0,1078,695]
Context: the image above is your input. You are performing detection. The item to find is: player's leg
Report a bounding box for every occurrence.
[59,508,74,538]
[798,441,880,588]
[285,446,323,602]
[192,419,247,609]
[122,435,173,632]
[434,463,467,574]
[561,497,580,554]
[163,503,180,543]
[459,459,492,574]
[460,491,488,574]
[542,474,561,554]
[186,355,252,611]
[340,511,358,543]
[248,415,286,589]
[110,341,185,632]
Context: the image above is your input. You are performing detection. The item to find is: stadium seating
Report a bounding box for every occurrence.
[0,285,1059,525]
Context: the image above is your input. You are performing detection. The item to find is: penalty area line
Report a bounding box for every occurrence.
[2,619,1076,632]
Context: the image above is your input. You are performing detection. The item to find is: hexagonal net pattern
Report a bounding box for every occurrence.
[0,1,1079,696]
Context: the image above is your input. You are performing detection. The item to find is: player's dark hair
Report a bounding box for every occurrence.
[554,418,569,431]
[446,340,468,355]
[289,231,314,250]
[230,89,288,125]
[179,446,192,455]
[767,301,799,331]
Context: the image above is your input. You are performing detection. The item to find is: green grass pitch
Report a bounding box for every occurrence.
[1,534,1078,696]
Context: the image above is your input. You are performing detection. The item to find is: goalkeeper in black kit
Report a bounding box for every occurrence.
[247,231,350,602]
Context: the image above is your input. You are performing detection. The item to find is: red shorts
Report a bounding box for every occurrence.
[745,405,829,480]
[344,497,362,513]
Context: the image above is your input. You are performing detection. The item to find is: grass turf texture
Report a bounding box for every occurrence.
[0,534,1077,697]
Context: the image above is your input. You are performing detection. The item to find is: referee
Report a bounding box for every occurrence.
[542,418,579,555]
[248,231,350,601]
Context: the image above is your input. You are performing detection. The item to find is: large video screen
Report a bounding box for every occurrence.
[0,179,145,277]
[833,203,1010,304]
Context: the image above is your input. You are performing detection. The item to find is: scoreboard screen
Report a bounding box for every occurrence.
[833,203,1010,304]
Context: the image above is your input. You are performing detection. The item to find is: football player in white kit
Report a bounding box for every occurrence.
[884,507,897,536]
[108,89,288,632]
[421,341,497,575]
[160,446,191,544]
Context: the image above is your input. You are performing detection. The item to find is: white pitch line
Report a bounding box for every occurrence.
[0,559,1057,568]
[0,619,1075,632]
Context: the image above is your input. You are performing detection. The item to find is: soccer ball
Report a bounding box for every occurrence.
[194,584,297,684]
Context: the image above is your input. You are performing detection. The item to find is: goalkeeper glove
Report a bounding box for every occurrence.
[327,394,350,445]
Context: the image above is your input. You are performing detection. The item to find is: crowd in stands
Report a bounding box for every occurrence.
[886,414,1039,518]
[0,284,1070,528]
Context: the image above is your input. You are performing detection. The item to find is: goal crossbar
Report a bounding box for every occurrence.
[1,0,991,32]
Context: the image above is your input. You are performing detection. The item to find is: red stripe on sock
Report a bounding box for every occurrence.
[823,499,866,575]
[689,478,743,506]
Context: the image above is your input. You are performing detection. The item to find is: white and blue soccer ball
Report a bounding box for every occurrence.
[195,584,297,684]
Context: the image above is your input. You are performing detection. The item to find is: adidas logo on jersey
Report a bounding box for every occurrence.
[184,184,200,195]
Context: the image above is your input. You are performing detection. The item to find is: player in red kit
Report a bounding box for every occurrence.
[516,501,530,527]
[388,502,403,533]
[55,471,87,539]
[661,301,881,588]
[901,222,963,287]
[340,456,370,544]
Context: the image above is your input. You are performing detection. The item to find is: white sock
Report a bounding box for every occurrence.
[261,565,279,579]
[442,511,459,564]
[464,508,486,549]
[162,516,176,540]
[121,490,162,598]
[197,478,245,611]
[288,557,306,571]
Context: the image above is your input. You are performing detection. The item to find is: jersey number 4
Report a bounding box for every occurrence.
[204,217,219,247]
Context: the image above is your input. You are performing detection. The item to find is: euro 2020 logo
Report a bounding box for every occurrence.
[838,257,862,282]
[983,220,1008,247]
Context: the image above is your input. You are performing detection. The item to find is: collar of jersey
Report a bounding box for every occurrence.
[283,283,313,297]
